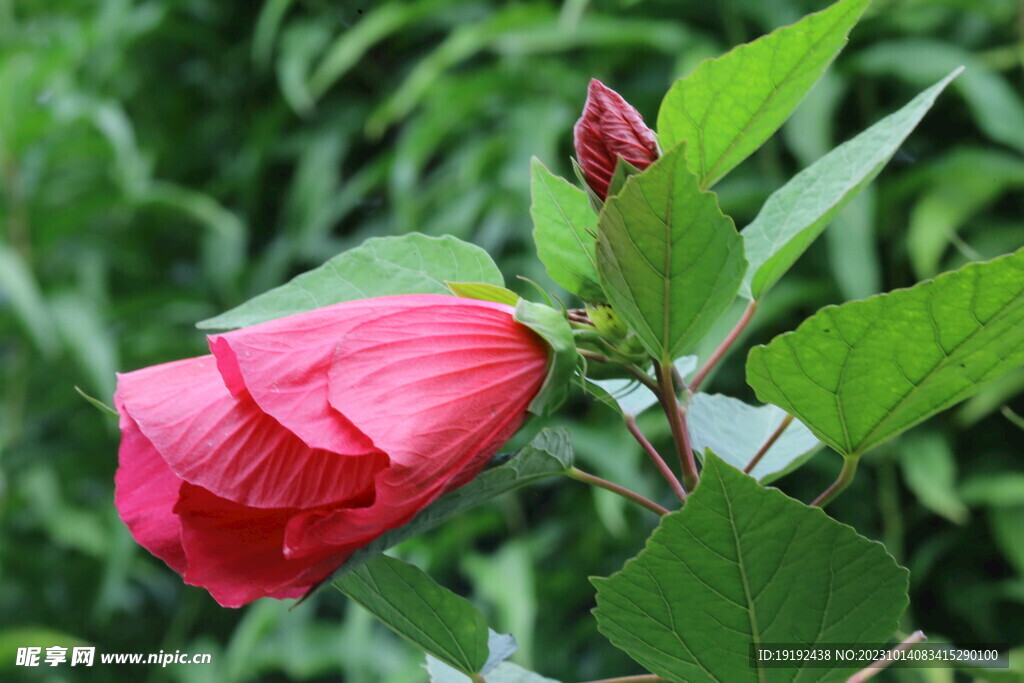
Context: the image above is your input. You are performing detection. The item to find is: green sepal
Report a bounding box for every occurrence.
[513,299,576,415]
[571,156,606,215]
[447,281,520,306]
[606,156,644,200]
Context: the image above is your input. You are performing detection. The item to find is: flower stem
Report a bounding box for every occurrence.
[578,349,660,393]
[846,631,927,683]
[743,414,793,474]
[810,455,860,507]
[689,300,758,392]
[625,415,686,503]
[655,362,699,492]
[566,467,669,516]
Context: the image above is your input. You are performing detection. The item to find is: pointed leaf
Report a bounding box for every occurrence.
[741,70,960,300]
[335,555,489,675]
[687,393,820,482]
[596,143,746,363]
[657,0,870,188]
[592,453,908,683]
[747,249,1024,457]
[198,234,503,329]
[530,159,603,301]
[333,428,572,578]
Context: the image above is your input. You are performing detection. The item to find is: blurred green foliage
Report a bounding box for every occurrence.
[0,0,1021,680]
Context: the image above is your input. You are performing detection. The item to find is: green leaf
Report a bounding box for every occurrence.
[595,143,746,363]
[335,555,489,676]
[592,453,908,683]
[530,159,603,301]
[333,429,572,578]
[198,234,503,329]
[447,281,520,306]
[513,300,576,415]
[897,431,968,525]
[657,0,870,189]
[425,629,524,681]
[747,249,1024,457]
[687,393,821,483]
[741,69,959,300]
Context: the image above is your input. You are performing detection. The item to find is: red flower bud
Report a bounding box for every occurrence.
[114,294,549,607]
[573,79,659,199]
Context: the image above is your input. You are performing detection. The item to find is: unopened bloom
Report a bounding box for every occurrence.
[114,294,549,607]
[573,79,659,199]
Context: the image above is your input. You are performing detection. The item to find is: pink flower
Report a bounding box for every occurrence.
[573,79,659,199]
[114,294,549,607]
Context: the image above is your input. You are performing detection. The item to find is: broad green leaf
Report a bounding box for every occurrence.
[198,234,503,329]
[747,249,1024,457]
[741,70,959,300]
[425,629,522,681]
[530,158,603,301]
[687,393,820,483]
[592,453,908,683]
[588,356,698,417]
[333,429,572,578]
[596,143,746,363]
[335,555,489,675]
[657,0,870,189]
[897,431,968,525]
[513,300,576,415]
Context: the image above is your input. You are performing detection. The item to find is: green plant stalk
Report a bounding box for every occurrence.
[566,467,669,516]
[811,455,860,507]
[577,348,660,393]
[655,361,699,492]
[584,675,671,683]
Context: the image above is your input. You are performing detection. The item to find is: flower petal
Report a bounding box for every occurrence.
[113,408,187,574]
[207,301,386,455]
[283,299,548,555]
[574,79,658,198]
[174,484,357,607]
[117,356,387,509]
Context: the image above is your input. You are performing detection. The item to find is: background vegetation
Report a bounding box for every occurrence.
[1,0,1022,680]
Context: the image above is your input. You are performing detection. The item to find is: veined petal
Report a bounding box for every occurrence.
[208,301,386,455]
[174,484,359,608]
[574,79,658,198]
[282,300,547,556]
[117,356,387,509]
[113,408,187,574]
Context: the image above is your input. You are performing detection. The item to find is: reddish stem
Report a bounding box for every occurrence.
[567,467,669,516]
[625,415,686,503]
[744,414,794,475]
[655,362,698,492]
[690,300,758,392]
[847,631,927,682]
